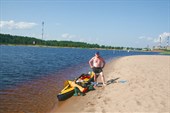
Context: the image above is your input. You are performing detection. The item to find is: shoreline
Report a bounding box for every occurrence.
[50,55,170,113]
[2,44,169,55]
[0,44,150,52]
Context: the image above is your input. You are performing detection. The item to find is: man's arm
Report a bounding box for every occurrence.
[101,57,105,68]
[89,57,94,68]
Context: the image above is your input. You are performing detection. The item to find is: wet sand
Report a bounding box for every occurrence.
[51,55,170,113]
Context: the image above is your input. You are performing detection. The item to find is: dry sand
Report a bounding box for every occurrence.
[50,55,170,113]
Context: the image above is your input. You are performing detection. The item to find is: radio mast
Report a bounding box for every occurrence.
[42,21,44,40]
[167,36,169,47]
[159,36,161,49]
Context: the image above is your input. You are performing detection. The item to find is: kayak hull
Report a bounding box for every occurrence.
[57,72,95,101]
[57,88,74,101]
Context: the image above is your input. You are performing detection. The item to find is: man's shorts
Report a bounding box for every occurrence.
[92,67,103,74]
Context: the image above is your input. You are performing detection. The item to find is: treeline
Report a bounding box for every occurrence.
[0,33,142,50]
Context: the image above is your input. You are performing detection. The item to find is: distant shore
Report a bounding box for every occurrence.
[0,33,143,51]
[50,55,170,113]
[3,44,169,55]
[0,44,158,52]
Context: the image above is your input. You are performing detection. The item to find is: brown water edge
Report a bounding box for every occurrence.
[0,63,89,113]
[0,74,61,113]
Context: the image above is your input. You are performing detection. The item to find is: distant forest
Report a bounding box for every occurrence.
[0,33,142,50]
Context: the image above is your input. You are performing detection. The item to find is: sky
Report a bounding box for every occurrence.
[0,0,170,48]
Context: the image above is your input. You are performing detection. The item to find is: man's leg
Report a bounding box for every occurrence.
[100,72,106,86]
[94,73,97,82]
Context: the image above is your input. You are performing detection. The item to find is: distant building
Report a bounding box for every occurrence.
[153,36,169,50]
[153,46,161,49]
[167,46,170,50]
[123,47,127,50]
[142,48,148,51]
[142,48,151,51]
[33,41,36,45]
[153,46,169,50]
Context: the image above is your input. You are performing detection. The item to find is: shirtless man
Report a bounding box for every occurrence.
[89,52,106,86]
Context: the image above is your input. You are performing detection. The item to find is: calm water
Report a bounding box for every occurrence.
[0,45,160,113]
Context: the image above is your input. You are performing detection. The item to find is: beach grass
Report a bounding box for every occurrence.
[160,50,170,55]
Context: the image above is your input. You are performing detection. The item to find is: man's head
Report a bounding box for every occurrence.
[95,51,100,57]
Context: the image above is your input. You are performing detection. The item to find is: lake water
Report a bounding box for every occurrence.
[0,45,160,113]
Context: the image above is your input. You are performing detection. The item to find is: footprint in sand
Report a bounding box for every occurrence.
[160,101,166,107]
[103,99,108,105]
[85,102,96,112]
[85,107,95,112]
[130,88,133,92]
[104,97,111,103]
[136,100,142,106]
[87,102,95,106]
[102,109,106,113]
[97,96,101,99]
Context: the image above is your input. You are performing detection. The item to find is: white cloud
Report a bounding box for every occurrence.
[0,20,37,29]
[139,32,170,43]
[153,38,160,43]
[138,36,153,41]
[159,32,170,38]
[60,33,104,45]
[154,32,170,43]
[61,33,77,40]
[60,33,94,43]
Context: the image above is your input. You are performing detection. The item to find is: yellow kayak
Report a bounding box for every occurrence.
[57,72,94,101]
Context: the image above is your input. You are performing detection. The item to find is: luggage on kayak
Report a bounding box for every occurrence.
[57,72,95,101]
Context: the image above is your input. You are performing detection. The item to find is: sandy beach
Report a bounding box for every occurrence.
[50,55,170,113]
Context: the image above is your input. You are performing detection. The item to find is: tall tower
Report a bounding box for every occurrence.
[159,36,161,49]
[42,21,44,40]
[167,36,169,47]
